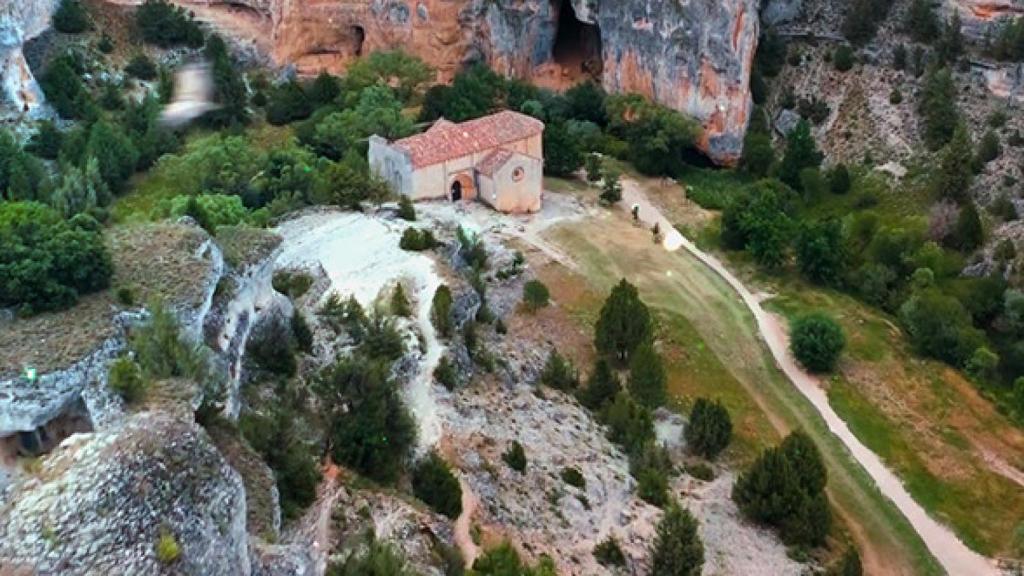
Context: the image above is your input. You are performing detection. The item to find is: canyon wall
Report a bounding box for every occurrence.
[0,0,57,118]
[176,0,759,163]
[946,0,1024,38]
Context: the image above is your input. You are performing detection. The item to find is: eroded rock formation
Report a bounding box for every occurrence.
[165,0,758,163]
[0,0,57,118]
[946,0,1024,38]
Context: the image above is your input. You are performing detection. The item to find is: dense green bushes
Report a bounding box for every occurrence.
[136,0,203,48]
[53,0,90,33]
[790,313,846,373]
[319,356,416,484]
[733,431,830,547]
[685,398,732,459]
[240,407,320,519]
[650,504,705,576]
[0,202,112,313]
[412,452,463,518]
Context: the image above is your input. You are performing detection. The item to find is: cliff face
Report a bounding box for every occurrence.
[174,0,758,163]
[0,0,57,118]
[948,0,1024,38]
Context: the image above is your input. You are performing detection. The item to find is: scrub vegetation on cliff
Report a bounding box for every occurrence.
[4,0,1024,573]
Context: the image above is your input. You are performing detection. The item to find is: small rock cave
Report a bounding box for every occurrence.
[351,25,366,57]
[551,0,603,82]
[0,399,93,475]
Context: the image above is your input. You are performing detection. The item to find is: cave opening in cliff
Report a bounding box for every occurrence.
[551,1,602,82]
[351,25,366,57]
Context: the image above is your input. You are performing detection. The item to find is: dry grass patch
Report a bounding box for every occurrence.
[108,222,214,308]
[217,225,282,269]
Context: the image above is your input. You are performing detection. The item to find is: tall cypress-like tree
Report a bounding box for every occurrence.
[777,120,822,191]
[650,504,705,576]
[905,0,940,43]
[932,124,973,203]
[628,343,667,409]
[919,67,960,150]
[595,279,653,364]
[579,358,621,410]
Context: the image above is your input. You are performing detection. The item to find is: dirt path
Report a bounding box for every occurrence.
[453,477,481,567]
[618,178,998,576]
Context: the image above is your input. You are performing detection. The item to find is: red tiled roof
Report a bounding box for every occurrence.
[392,110,544,169]
[475,148,515,177]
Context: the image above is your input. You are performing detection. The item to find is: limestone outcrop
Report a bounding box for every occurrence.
[162,0,759,163]
[946,0,1024,39]
[0,413,251,575]
[0,0,57,118]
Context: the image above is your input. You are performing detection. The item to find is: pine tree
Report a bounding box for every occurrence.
[685,398,733,460]
[540,349,579,391]
[628,343,667,408]
[932,124,973,203]
[649,504,705,576]
[919,67,960,150]
[905,0,940,43]
[595,279,653,364]
[431,284,453,338]
[391,283,411,317]
[578,358,621,410]
[937,11,964,64]
[950,201,984,252]
[584,153,603,186]
[778,120,822,190]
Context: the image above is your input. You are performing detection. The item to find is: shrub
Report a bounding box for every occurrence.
[560,466,586,489]
[649,504,704,576]
[523,279,550,311]
[686,462,715,482]
[976,130,1002,164]
[0,202,112,313]
[246,312,297,376]
[53,0,89,33]
[360,314,405,362]
[397,195,416,221]
[155,532,181,564]
[540,349,578,391]
[833,46,855,71]
[327,534,417,576]
[168,194,249,232]
[593,536,626,568]
[635,466,669,507]
[828,164,851,194]
[685,398,733,460]
[602,392,655,456]
[600,170,623,205]
[732,431,830,547]
[266,81,313,126]
[430,284,454,338]
[390,283,412,317]
[271,270,314,299]
[98,34,114,53]
[412,452,463,518]
[790,313,846,373]
[136,0,204,48]
[323,357,416,484]
[502,440,527,473]
[240,408,320,519]
[291,310,313,354]
[125,54,157,80]
[889,88,903,105]
[400,228,438,251]
[434,356,457,390]
[108,357,147,403]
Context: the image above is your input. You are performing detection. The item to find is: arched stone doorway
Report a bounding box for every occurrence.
[449,173,474,202]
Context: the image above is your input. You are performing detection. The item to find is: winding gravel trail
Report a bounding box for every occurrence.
[620,179,997,575]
